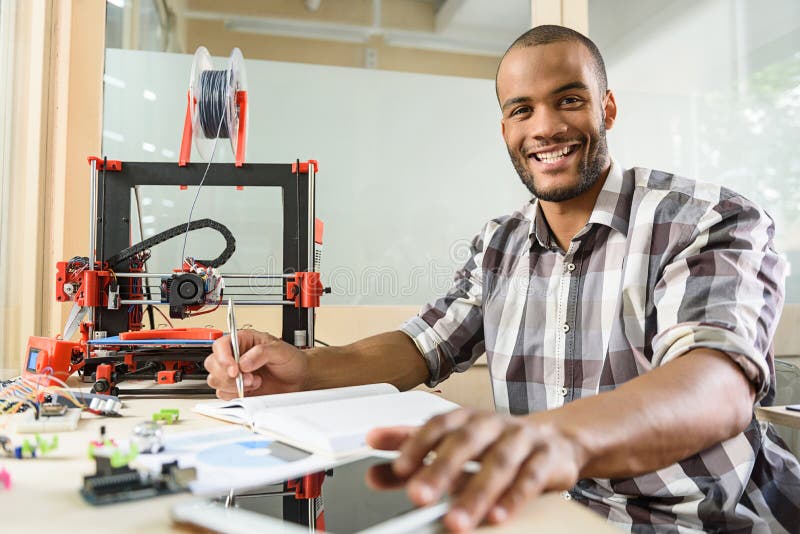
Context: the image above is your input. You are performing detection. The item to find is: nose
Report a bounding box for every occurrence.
[528,106,567,141]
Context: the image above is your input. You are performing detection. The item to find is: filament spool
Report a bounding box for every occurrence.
[187,47,248,162]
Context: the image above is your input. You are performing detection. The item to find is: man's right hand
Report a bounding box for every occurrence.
[204,330,309,399]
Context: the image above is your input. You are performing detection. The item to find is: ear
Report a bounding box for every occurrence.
[501,118,508,143]
[603,90,617,130]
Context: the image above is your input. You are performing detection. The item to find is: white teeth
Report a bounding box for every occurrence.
[534,145,573,163]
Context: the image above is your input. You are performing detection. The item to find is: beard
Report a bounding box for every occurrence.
[509,122,608,202]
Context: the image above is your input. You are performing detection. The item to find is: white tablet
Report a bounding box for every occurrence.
[171,455,449,534]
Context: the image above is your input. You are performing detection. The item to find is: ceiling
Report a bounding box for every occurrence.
[181,0,532,57]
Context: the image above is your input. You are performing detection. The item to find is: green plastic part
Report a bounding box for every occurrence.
[35,434,58,455]
[152,408,179,424]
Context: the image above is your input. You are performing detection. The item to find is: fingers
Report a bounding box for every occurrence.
[394,409,473,479]
[444,422,536,531]
[488,446,552,523]
[208,330,277,372]
[205,330,277,397]
[366,426,417,451]
[405,411,507,507]
[206,329,309,398]
[366,462,407,490]
[381,411,582,532]
[208,370,263,399]
[491,438,580,522]
[238,333,284,373]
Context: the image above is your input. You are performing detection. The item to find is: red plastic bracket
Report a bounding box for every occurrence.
[235,90,247,167]
[286,272,324,308]
[157,370,181,384]
[73,270,113,308]
[287,471,326,499]
[179,90,194,167]
[87,156,122,171]
[291,160,319,174]
[314,218,324,245]
[95,363,113,382]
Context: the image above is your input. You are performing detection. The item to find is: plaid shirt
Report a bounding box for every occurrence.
[402,160,800,533]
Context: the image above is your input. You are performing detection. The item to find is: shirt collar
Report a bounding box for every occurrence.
[585,158,630,237]
[527,158,630,250]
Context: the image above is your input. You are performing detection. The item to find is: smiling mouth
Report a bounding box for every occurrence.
[529,144,580,164]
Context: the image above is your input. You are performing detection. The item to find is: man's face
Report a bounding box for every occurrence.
[497,41,616,202]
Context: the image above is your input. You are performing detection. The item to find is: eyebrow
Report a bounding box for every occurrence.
[501,81,591,110]
[501,96,531,110]
[551,81,590,94]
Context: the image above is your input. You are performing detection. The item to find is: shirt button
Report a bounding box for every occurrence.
[562,491,572,501]
[561,387,568,396]
[561,323,570,333]
[566,263,576,272]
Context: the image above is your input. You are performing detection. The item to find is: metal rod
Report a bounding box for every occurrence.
[134,284,283,289]
[222,274,294,279]
[117,388,214,396]
[308,163,315,278]
[88,159,98,339]
[136,293,286,298]
[113,272,292,279]
[119,299,295,306]
[307,163,316,347]
[230,491,297,498]
[133,285,283,291]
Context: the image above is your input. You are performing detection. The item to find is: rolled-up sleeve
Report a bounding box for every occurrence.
[651,194,786,402]
[401,225,491,387]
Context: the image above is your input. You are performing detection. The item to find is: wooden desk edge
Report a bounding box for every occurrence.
[756,405,800,430]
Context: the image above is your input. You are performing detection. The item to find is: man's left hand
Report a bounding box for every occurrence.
[366,408,584,532]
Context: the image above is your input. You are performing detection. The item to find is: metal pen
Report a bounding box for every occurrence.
[227,299,244,399]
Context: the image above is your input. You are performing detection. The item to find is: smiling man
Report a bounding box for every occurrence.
[205,26,800,533]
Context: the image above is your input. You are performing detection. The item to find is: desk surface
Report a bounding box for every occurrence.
[1,393,618,533]
[756,405,800,430]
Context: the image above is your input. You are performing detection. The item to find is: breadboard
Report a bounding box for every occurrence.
[15,408,81,433]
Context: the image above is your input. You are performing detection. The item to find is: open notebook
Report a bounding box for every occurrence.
[194,384,459,457]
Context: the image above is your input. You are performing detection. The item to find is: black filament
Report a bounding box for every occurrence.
[198,69,231,139]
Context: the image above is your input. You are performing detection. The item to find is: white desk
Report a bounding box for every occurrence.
[1,392,619,533]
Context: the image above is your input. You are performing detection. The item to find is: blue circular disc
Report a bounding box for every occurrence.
[196,440,286,468]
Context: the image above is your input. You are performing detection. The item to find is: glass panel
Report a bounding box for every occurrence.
[590,0,800,301]
[130,185,283,302]
[104,48,526,304]
[104,1,536,305]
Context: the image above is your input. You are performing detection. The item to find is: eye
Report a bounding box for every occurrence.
[510,105,532,117]
[560,96,583,107]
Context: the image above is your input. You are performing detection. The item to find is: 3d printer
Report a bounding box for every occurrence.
[22,47,327,395]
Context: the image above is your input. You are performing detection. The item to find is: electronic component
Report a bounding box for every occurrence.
[88,397,122,416]
[81,457,196,505]
[107,282,120,310]
[41,403,67,416]
[21,337,83,387]
[16,408,81,433]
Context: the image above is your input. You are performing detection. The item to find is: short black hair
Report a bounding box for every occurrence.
[498,25,608,96]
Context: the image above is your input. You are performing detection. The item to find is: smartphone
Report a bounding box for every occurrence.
[171,455,448,534]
